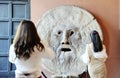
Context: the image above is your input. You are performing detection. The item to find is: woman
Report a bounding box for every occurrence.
[82,30,108,78]
[9,20,55,78]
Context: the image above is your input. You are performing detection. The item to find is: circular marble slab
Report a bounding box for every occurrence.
[37,5,103,77]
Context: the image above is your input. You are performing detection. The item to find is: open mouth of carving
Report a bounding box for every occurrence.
[61,48,71,52]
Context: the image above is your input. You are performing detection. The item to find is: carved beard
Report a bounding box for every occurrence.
[53,46,77,74]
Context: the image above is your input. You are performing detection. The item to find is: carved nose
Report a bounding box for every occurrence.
[61,30,71,45]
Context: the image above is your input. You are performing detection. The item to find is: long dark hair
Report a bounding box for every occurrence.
[90,30,103,52]
[13,20,44,60]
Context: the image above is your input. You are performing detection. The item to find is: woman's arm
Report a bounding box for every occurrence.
[9,44,16,63]
[43,44,55,59]
[40,40,55,59]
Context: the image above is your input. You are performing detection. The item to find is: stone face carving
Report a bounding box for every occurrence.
[49,25,86,75]
[37,5,103,77]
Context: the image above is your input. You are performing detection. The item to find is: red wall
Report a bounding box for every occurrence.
[31,0,120,78]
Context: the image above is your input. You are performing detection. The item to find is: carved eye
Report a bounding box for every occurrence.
[58,31,62,35]
[70,31,74,36]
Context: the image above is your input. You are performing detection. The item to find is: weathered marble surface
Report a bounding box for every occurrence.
[37,5,103,77]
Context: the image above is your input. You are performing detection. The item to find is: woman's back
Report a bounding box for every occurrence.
[9,43,55,78]
[9,20,55,78]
